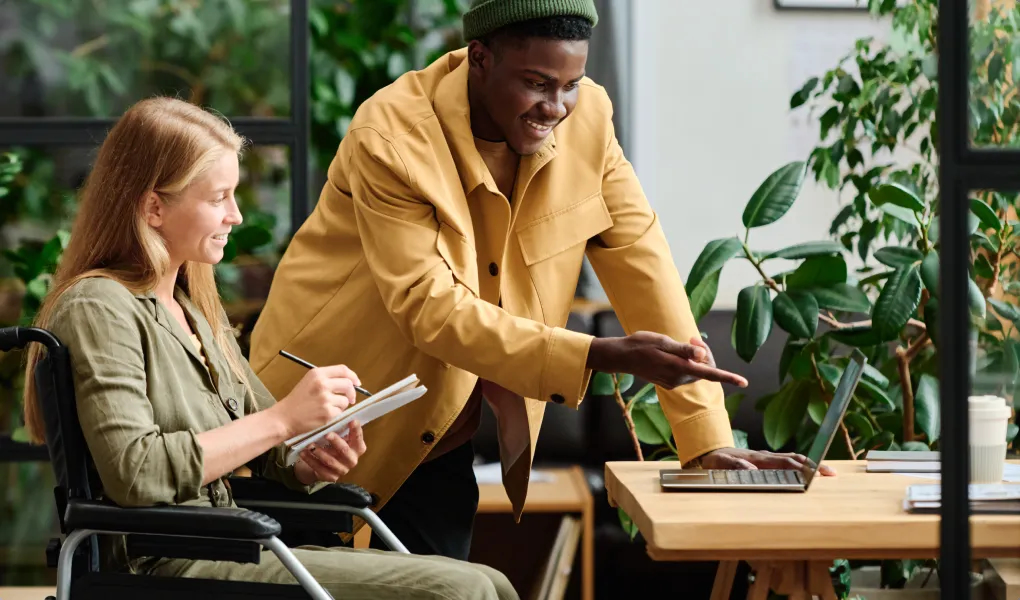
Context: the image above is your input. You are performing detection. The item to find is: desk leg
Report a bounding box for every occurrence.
[710,561,738,600]
[806,561,837,600]
[582,503,594,600]
[746,562,775,600]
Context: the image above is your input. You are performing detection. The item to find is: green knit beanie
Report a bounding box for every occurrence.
[462,0,598,41]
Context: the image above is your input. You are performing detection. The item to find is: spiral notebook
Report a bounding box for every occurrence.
[282,374,427,466]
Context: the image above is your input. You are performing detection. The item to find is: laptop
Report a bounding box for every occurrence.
[659,349,866,492]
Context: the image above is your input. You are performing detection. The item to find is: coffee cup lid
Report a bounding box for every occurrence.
[969,395,1006,408]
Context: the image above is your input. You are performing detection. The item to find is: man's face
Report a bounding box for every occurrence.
[469,37,589,156]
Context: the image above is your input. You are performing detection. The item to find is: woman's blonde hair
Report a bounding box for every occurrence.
[23,97,249,444]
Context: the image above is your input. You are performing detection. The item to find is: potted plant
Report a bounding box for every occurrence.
[599,0,1018,595]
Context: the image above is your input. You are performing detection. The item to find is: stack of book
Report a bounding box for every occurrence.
[903,483,1020,514]
[865,450,941,473]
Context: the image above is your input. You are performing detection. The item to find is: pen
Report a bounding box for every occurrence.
[278,350,372,397]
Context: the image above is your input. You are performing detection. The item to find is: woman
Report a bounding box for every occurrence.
[21,97,517,600]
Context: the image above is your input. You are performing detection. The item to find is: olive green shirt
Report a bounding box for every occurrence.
[48,277,321,570]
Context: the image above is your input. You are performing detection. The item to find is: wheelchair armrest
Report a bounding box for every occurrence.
[64,499,281,540]
[228,476,374,508]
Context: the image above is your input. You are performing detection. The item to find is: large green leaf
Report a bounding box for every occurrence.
[970,198,1001,232]
[779,340,807,383]
[915,374,940,443]
[742,161,808,229]
[787,255,848,289]
[632,401,672,446]
[725,393,745,421]
[765,241,845,260]
[869,182,925,212]
[808,396,828,425]
[924,297,940,347]
[617,374,635,395]
[920,252,940,296]
[764,382,810,450]
[617,507,639,540]
[689,271,720,323]
[862,364,890,389]
[687,237,743,291]
[629,383,657,406]
[879,203,920,227]
[773,291,819,339]
[844,412,875,439]
[828,325,882,347]
[872,266,922,341]
[858,379,896,412]
[874,246,923,269]
[591,372,615,396]
[989,298,1020,322]
[735,285,774,362]
[808,284,872,313]
[901,441,931,452]
[733,429,749,449]
[968,278,987,318]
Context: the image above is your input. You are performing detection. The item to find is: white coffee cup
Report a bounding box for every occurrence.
[968,395,1011,483]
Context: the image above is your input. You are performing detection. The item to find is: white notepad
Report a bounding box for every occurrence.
[283,374,427,466]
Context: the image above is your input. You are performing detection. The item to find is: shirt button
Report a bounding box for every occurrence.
[227,398,238,411]
[421,431,435,444]
[488,262,499,276]
[551,394,565,404]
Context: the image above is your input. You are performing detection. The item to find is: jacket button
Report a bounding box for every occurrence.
[488,262,499,276]
[226,398,238,411]
[421,431,435,444]
[551,394,565,404]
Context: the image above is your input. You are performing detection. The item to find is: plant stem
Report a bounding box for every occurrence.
[746,244,930,334]
[743,243,781,293]
[810,352,859,459]
[896,333,930,443]
[612,374,644,461]
[819,313,927,332]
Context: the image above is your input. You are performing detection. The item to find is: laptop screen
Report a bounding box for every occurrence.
[800,349,867,488]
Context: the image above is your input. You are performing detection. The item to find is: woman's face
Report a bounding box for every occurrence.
[149,152,242,266]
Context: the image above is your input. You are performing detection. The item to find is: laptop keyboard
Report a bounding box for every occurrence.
[708,469,802,485]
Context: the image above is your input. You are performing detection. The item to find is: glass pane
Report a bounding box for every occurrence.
[0,1,291,118]
[0,461,59,586]
[969,1,1020,148]
[0,144,291,346]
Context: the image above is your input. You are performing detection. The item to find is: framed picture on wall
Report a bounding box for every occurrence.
[774,0,905,8]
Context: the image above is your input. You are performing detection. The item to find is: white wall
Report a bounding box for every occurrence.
[630,2,891,309]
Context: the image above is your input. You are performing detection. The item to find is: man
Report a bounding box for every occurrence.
[251,0,822,561]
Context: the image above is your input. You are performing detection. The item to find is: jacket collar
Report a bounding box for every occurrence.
[433,50,557,198]
[134,286,222,390]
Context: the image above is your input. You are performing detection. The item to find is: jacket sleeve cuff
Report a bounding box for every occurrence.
[671,409,734,466]
[539,327,594,409]
[167,430,205,503]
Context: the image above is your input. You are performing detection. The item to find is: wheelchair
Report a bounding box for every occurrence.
[0,326,408,600]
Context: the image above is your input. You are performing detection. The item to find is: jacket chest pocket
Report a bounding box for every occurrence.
[516,191,613,267]
[436,222,480,296]
[515,192,613,324]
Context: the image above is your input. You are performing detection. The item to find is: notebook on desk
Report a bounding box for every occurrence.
[659,349,866,493]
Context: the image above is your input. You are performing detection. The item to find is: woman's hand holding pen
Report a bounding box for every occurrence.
[271,364,362,439]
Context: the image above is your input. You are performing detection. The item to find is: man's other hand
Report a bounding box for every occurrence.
[699,447,837,476]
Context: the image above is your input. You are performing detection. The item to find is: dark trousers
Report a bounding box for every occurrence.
[369,441,479,560]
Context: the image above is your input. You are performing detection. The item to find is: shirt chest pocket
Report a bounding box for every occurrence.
[436,222,480,296]
[516,191,614,267]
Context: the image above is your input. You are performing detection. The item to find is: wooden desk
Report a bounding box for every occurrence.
[605,460,1020,599]
[477,466,594,600]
